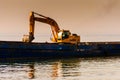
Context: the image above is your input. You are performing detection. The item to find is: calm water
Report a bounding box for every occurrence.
[0,57,120,80]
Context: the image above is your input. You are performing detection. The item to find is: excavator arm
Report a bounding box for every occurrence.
[22,11,60,42]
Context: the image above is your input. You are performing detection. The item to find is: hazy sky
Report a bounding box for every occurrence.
[0,0,120,42]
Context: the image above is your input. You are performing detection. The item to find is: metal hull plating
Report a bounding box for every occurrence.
[0,41,120,59]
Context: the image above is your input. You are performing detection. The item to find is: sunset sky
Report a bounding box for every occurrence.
[0,0,120,42]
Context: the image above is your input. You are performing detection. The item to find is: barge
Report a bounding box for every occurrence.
[0,41,120,59]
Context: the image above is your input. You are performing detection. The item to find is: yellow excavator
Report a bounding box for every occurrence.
[22,11,80,44]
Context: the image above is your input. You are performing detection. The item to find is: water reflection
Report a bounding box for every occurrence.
[27,58,81,80]
[36,58,81,80]
[27,64,35,79]
[51,62,61,80]
[0,57,120,80]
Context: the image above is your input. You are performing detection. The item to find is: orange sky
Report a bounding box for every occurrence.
[0,0,120,42]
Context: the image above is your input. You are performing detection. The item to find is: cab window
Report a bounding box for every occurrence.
[62,31,70,39]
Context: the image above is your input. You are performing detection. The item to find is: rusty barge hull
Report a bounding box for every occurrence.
[0,41,120,59]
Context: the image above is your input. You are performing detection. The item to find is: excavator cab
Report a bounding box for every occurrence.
[57,30,80,44]
[57,30,70,40]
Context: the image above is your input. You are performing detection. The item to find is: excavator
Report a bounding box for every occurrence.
[22,11,80,44]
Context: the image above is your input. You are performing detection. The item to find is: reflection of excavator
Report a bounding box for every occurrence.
[22,11,80,44]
